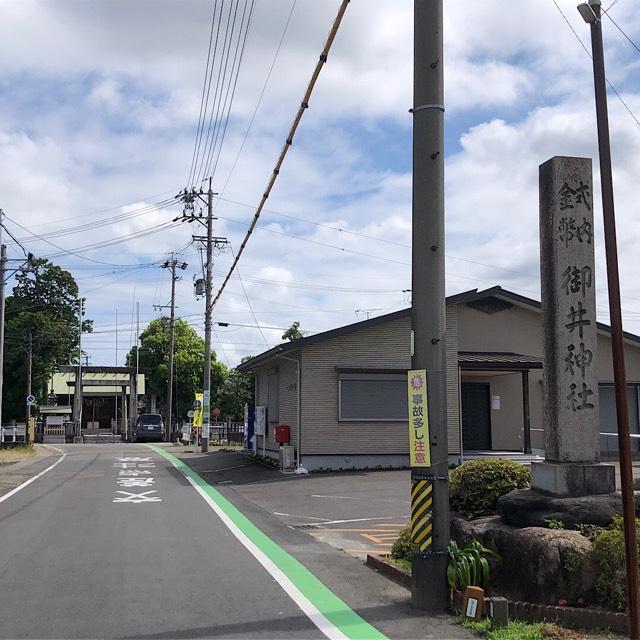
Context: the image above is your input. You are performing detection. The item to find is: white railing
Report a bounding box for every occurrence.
[0,425,26,443]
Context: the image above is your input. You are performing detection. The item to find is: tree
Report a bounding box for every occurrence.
[282,321,303,342]
[216,356,254,421]
[2,259,92,420]
[126,318,227,424]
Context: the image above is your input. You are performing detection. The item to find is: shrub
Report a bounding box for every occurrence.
[449,458,531,518]
[391,525,416,562]
[591,514,640,612]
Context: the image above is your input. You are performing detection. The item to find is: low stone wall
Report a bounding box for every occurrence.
[509,601,627,635]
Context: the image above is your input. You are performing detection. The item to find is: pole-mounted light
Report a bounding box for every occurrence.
[577,0,599,24]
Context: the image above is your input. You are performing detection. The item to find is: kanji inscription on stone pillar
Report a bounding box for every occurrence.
[540,156,599,463]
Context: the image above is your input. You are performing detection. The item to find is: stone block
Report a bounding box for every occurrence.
[451,515,596,605]
[497,487,635,528]
[531,461,615,497]
[489,597,509,628]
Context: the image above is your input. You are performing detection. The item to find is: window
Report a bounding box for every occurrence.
[338,372,408,421]
[599,384,640,453]
[267,369,279,423]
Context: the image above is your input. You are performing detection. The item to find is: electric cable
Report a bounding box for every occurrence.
[552,0,640,128]
[209,0,351,313]
[215,0,297,203]
[187,0,220,188]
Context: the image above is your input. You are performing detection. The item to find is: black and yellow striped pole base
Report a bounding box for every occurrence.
[411,479,433,553]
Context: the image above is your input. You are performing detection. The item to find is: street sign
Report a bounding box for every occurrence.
[26,394,36,406]
[187,410,194,418]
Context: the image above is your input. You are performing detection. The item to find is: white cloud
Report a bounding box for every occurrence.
[1,0,639,366]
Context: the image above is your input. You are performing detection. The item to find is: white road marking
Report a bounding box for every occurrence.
[117,477,155,488]
[200,464,247,473]
[311,494,410,504]
[113,490,162,503]
[0,446,66,504]
[274,512,331,522]
[165,458,349,640]
[299,515,409,527]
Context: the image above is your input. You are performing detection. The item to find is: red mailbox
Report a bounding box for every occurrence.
[274,424,290,445]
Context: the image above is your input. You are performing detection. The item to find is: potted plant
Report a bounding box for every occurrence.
[447,539,500,618]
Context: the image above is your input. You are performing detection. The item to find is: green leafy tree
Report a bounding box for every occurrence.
[3,259,92,419]
[126,318,227,424]
[215,356,254,421]
[282,321,303,342]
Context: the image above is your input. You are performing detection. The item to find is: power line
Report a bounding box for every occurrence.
[229,244,269,346]
[216,194,538,277]
[604,11,640,57]
[3,213,160,268]
[209,0,351,313]
[15,199,177,243]
[551,0,640,129]
[214,0,297,203]
[187,0,220,188]
[201,0,256,182]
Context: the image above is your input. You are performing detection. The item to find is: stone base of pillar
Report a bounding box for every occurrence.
[531,461,616,497]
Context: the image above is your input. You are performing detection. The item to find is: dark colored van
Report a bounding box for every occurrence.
[134,414,164,442]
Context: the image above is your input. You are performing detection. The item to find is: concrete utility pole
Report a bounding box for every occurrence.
[175,180,226,453]
[0,241,5,433]
[410,0,449,611]
[161,257,187,442]
[202,178,214,453]
[25,332,32,445]
[73,298,84,440]
[0,208,6,432]
[578,1,640,636]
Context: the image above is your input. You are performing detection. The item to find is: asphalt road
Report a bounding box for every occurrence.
[0,444,325,639]
[0,444,471,640]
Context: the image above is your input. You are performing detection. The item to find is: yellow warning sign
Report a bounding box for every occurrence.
[193,393,204,428]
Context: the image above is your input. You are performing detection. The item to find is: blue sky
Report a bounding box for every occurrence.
[1,0,640,367]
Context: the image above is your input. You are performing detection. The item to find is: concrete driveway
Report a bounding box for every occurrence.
[176,447,411,559]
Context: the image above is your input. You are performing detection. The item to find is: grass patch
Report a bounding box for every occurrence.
[460,618,585,640]
[0,445,37,465]
[386,555,411,573]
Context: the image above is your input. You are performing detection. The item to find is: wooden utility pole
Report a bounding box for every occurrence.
[578,1,640,636]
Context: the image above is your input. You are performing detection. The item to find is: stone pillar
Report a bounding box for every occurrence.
[532,156,615,496]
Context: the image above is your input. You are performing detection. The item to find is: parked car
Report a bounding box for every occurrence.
[134,414,164,442]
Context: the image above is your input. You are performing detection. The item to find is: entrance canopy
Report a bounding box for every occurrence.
[458,352,543,455]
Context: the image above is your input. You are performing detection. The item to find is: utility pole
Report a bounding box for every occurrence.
[410,0,448,611]
[0,242,5,434]
[73,298,84,441]
[578,2,640,636]
[25,332,32,445]
[160,257,187,442]
[0,208,5,433]
[202,178,214,453]
[175,180,227,453]
[115,307,118,434]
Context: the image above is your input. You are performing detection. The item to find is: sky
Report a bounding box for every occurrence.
[1,0,640,369]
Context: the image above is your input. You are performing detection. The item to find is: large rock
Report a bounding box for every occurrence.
[451,515,596,604]
[496,488,636,528]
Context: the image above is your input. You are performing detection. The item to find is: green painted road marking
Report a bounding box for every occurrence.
[148,445,387,640]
